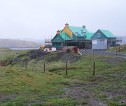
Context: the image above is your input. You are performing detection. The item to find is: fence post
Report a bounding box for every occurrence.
[93,60,96,76]
[25,63,27,69]
[92,49,94,57]
[44,61,45,72]
[115,48,118,59]
[66,61,68,75]
[84,48,86,55]
[0,60,1,66]
[24,60,28,69]
[118,45,120,52]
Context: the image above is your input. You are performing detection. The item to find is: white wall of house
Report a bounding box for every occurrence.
[92,39,107,49]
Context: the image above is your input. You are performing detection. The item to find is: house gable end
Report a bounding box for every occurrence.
[91,30,107,40]
[62,26,73,38]
[51,34,64,42]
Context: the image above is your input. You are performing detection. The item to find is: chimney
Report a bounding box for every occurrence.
[57,30,60,34]
[82,25,86,29]
[65,23,69,27]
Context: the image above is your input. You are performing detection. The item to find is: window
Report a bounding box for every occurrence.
[81,30,86,36]
[97,33,101,38]
[75,32,81,36]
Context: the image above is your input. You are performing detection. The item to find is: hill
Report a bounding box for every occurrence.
[0,39,42,48]
[117,36,126,45]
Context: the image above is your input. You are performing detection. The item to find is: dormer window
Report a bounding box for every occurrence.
[81,30,86,36]
[75,32,81,36]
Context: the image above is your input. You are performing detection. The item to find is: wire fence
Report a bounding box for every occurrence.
[18,47,126,77]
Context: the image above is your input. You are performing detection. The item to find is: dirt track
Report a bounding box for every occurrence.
[80,49,126,59]
[63,83,107,106]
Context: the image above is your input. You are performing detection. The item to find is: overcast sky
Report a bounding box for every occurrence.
[0,0,126,41]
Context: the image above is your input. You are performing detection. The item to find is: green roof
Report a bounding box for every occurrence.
[100,29,115,38]
[52,26,94,41]
[68,26,93,40]
[60,30,62,33]
[60,32,71,40]
[68,26,89,36]
[86,32,94,40]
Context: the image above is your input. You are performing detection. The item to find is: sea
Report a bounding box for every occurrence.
[9,47,40,50]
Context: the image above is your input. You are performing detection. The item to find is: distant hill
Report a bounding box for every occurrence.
[0,39,42,48]
[116,36,126,45]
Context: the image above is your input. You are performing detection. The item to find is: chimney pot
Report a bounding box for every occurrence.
[57,30,60,34]
[65,23,69,27]
[82,25,86,29]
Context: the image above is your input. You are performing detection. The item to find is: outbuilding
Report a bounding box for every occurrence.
[91,29,116,49]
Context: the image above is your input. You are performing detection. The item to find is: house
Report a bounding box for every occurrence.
[91,29,116,49]
[51,23,94,50]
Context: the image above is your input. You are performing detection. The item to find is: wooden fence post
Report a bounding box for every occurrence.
[24,60,28,69]
[25,63,27,69]
[66,62,68,75]
[84,49,86,55]
[93,61,96,76]
[44,61,45,72]
[92,49,95,59]
[115,48,118,59]
[118,45,120,52]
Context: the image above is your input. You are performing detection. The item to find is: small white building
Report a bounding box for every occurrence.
[91,29,116,49]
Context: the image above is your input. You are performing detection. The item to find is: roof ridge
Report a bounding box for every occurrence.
[69,25,81,27]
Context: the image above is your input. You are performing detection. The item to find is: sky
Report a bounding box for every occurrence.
[0,0,126,41]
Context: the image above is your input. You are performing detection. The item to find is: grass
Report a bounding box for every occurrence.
[0,49,126,105]
[0,66,66,105]
[109,44,126,53]
[45,98,77,106]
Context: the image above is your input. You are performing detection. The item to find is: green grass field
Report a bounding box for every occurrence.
[0,49,126,106]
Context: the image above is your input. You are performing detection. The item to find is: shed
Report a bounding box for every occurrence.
[91,29,116,49]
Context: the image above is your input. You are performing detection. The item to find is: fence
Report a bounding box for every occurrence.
[20,46,125,77]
